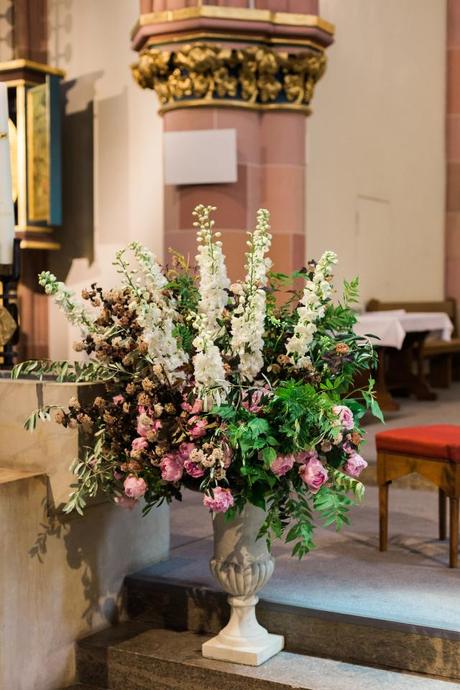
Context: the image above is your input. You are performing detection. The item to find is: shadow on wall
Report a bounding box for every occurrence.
[29,491,122,628]
[50,72,102,281]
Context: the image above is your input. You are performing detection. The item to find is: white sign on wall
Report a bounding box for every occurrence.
[163,128,237,186]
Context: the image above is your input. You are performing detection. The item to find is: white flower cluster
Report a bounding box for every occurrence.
[38,271,95,333]
[194,205,230,333]
[192,312,229,408]
[137,300,188,382]
[129,241,167,295]
[286,250,338,367]
[116,244,188,382]
[230,209,272,381]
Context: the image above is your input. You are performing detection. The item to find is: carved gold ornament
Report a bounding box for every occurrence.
[0,305,16,347]
[132,43,326,114]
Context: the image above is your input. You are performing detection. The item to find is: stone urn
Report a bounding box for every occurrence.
[202,503,284,666]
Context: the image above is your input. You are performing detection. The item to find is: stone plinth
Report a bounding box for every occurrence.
[0,380,170,688]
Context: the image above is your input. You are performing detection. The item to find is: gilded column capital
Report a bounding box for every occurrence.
[132,43,327,115]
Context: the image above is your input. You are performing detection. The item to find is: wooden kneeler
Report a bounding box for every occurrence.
[376,425,460,568]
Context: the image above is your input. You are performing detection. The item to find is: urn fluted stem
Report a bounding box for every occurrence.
[202,503,284,666]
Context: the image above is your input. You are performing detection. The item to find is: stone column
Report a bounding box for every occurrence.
[131,0,334,278]
[446,0,460,308]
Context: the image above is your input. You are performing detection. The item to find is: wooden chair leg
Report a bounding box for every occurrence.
[439,488,447,540]
[379,482,390,552]
[449,497,459,568]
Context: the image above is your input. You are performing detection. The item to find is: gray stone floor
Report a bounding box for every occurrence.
[169,385,460,633]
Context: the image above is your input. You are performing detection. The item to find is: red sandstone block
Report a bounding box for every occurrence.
[447,162,460,212]
[216,110,261,165]
[448,0,460,48]
[262,164,305,233]
[288,0,319,13]
[163,109,217,132]
[447,115,460,161]
[446,213,460,261]
[256,0,289,10]
[261,111,306,166]
[447,48,460,115]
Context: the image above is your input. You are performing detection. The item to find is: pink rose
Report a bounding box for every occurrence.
[177,442,196,462]
[184,459,205,478]
[113,394,125,405]
[132,437,148,452]
[333,405,354,430]
[242,388,269,414]
[160,454,184,482]
[123,475,147,499]
[115,495,137,510]
[181,399,203,414]
[343,452,368,478]
[295,449,319,464]
[271,454,295,476]
[299,458,328,494]
[188,416,207,438]
[342,441,354,455]
[203,487,234,513]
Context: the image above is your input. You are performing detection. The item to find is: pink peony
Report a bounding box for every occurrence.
[160,454,184,482]
[271,454,295,476]
[177,442,196,462]
[343,452,368,478]
[184,460,205,478]
[123,475,147,499]
[112,394,125,405]
[203,487,234,513]
[333,405,354,430]
[115,495,138,510]
[188,416,207,438]
[299,458,328,494]
[295,449,319,464]
[132,437,148,452]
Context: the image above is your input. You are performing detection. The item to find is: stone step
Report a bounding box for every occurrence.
[125,566,460,681]
[76,623,460,690]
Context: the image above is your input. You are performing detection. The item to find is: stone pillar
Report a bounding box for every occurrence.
[131,0,333,278]
[446,0,460,308]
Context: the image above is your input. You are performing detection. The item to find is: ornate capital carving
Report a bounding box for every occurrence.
[132,43,326,115]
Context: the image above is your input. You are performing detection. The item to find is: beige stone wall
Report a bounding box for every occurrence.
[307,0,446,306]
[47,0,164,360]
[0,380,169,689]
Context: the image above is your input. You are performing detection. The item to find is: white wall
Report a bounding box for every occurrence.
[307,0,446,306]
[47,0,164,359]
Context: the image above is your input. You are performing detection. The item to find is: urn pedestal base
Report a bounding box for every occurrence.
[202,593,284,666]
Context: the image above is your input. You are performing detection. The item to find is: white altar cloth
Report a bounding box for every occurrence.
[355,311,454,350]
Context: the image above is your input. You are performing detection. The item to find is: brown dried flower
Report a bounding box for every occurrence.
[335,342,350,356]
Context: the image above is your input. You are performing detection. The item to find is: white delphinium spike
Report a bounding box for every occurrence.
[129,241,167,294]
[39,271,96,333]
[194,205,230,333]
[115,244,188,382]
[230,209,272,381]
[286,250,338,367]
[192,312,229,408]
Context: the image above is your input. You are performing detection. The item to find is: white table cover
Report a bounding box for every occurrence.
[355,311,454,350]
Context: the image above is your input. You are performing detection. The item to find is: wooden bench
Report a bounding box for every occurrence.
[377,425,460,568]
[367,298,460,388]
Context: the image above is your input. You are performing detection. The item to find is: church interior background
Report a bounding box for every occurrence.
[1,1,460,689]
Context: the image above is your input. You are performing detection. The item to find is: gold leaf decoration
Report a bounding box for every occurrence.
[0,305,17,347]
[132,43,327,114]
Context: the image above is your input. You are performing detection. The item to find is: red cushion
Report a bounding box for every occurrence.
[376,425,460,462]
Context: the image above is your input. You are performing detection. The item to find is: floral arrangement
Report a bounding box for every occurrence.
[14,205,381,557]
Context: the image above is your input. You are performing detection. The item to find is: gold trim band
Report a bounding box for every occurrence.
[0,59,65,79]
[145,30,324,53]
[159,98,311,116]
[132,6,335,40]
